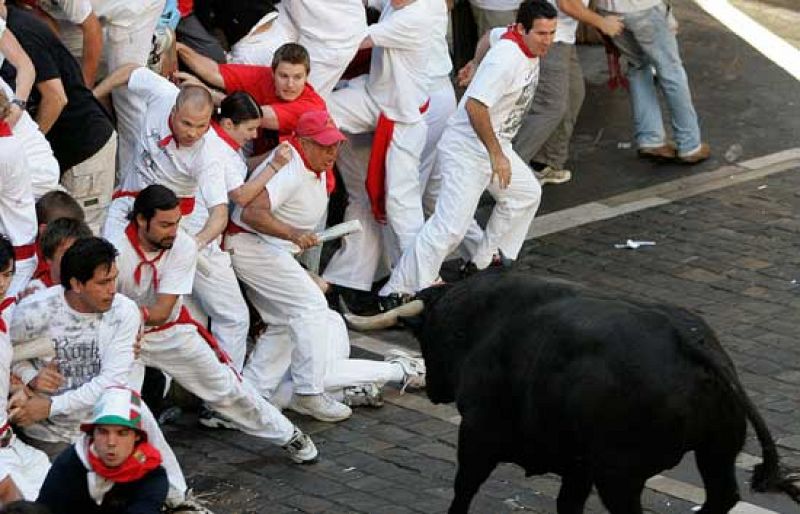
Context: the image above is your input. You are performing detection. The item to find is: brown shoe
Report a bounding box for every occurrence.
[637,143,677,161]
[677,143,711,164]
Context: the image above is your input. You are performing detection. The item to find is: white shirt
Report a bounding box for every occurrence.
[182,128,246,237]
[0,133,37,248]
[0,78,60,193]
[36,0,162,26]
[550,0,590,44]
[595,0,661,13]
[232,145,327,252]
[366,0,433,123]
[227,12,291,66]
[120,68,228,208]
[11,287,140,442]
[109,229,198,324]
[282,0,366,49]
[447,29,539,148]
[36,0,92,24]
[469,0,521,11]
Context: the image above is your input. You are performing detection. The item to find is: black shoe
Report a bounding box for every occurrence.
[379,293,414,313]
[459,252,512,279]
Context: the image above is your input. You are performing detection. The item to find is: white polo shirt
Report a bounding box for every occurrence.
[0,132,37,248]
[447,28,539,149]
[232,145,327,252]
[365,0,432,123]
[119,68,228,208]
[109,229,198,324]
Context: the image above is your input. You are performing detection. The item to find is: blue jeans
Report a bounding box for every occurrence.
[604,3,702,155]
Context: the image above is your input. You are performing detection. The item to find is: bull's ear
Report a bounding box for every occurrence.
[398,313,424,333]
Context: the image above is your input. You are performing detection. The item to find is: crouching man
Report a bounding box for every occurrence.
[37,386,168,514]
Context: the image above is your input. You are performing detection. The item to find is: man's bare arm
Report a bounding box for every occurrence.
[78,12,103,86]
[92,63,139,99]
[194,203,228,248]
[558,0,623,36]
[466,97,510,189]
[34,78,68,134]
[176,42,225,89]
[240,191,319,249]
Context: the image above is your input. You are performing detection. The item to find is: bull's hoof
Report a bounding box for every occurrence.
[343,299,424,331]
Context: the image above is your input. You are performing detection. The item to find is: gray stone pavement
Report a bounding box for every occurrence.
[166,165,800,513]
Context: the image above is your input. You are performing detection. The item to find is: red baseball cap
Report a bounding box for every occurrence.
[295,111,346,146]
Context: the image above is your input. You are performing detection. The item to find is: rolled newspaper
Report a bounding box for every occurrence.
[12,338,56,363]
[292,220,363,254]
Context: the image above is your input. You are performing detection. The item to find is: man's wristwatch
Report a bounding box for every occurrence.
[10,98,27,110]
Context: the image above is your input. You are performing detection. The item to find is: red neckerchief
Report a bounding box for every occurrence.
[211,121,241,151]
[500,25,534,58]
[287,136,335,195]
[0,121,12,137]
[158,117,180,148]
[33,243,54,287]
[0,297,16,333]
[87,440,162,483]
[124,222,166,291]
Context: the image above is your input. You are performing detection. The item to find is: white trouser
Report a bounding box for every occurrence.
[381,132,541,295]
[327,78,427,253]
[101,196,133,240]
[322,133,389,291]
[106,2,166,171]
[190,243,249,372]
[8,256,36,299]
[60,133,117,235]
[0,435,50,500]
[244,311,403,407]
[229,233,330,395]
[420,76,457,215]
[139,322,295,445]
[302,41,360,100]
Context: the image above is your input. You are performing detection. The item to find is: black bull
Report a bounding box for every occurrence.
[404,271,800,513]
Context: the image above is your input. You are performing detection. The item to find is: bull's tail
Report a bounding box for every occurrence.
[675,321,800,503]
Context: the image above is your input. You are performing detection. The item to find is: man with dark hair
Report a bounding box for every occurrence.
[37,387,168,514]
[176,42,326,137]
[0,235,51,502]
[27,218,93,291]
[377,0,557,303]
[107,184,319,464]
[8,237,190,507]
[34,191,85,229]
[2,4,116,234]
[92,65,228,245]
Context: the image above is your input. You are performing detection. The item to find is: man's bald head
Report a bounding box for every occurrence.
[170,85,214,147]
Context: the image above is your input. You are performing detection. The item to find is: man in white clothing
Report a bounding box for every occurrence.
[108,185,318,463]
[378,0,557,302]
[95,65,228,249]
[322,0,433,301]
[0,235,50,501]
[227,111,353,423]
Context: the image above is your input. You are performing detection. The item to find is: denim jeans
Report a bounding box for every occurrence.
[603,3,702,155]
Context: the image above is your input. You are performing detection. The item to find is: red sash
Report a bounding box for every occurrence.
[33,243,54,287]
[13,243,36,261]
[112,191,196,216]
[0,121,11,137]
[124,222,166,292]
[146,306,239,378]
[87,441,162,483]
[364,100,430,224]
[287,137,336,195]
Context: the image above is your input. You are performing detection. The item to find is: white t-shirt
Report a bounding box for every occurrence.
[550,0,590,44]
[10,287,140,442]
[0,134,37,248]
[447,29,539,148]
[0,78,60,196]
[120,68,228,208]
[595,0,661,13]
[182,127,246,236]
[469,0,521,11]
[366,0,432,123]
[109,229,198,324]
[35,0,92,24]
[232,145,327,252]
[227,12,291,66]
[282,0,366,49]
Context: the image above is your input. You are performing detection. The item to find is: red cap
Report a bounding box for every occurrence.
[295,111,346,146]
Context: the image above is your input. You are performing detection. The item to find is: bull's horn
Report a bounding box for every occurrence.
[344,299,424,331]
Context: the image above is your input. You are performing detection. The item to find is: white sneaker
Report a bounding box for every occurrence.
[288,393,352,422]
[533,166,572,185]
[282,427,319,464]
[343,383,384,408]
[386,349,426,393]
